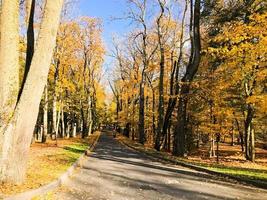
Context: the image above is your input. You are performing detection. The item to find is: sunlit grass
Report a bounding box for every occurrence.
[207,166,267,181]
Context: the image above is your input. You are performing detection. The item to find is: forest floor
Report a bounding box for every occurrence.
[0,132,100,196]
[116,135,267,185]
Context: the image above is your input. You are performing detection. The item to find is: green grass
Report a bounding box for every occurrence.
[59,142,90,167]
[207,166,267,182]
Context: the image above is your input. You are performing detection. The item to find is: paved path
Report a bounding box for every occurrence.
[53,132,267,200]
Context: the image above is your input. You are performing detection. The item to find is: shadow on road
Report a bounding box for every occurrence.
[68,131,262,200]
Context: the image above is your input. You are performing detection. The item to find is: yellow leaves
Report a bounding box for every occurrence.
[193,11,267,137]
[246,94,267,114]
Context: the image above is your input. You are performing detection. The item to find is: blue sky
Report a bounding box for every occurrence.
[79,0,130,42]
[78,0,132,74]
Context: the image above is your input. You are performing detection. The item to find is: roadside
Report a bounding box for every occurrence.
[0,132,100,196]
[116,134,267,189]
[34,131,267,200]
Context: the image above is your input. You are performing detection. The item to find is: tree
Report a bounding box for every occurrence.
[173,0,201,156]
[0,0,64,183]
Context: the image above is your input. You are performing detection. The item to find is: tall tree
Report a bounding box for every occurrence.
[0,0,64,183]
[173,0,201,156]
[154,0,166,151]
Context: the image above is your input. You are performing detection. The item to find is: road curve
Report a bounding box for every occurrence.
[53,131,267,200]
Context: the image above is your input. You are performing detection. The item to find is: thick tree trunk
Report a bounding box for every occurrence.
[0,0,19,124]
[173,85,189,156]
[0,0,64,183]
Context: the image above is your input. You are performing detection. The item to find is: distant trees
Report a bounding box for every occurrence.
[43,17,105,142]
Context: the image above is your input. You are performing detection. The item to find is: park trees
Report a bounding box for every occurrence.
[110,0,266,162]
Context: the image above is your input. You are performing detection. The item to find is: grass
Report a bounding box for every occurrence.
[0,132,100,196]
[207,166,267,182]
[116,134,267,184]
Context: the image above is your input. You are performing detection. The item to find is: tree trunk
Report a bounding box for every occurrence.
[231,124,235,146]
[53,95,57,135]
[52,61,59,135]
[42,85,48,143]
[139,83,145,144]
[0,0,19,124]
[72,123,77,138]
[66,122,71,139]
[244,104,255,162]
[88,95,93,136]
[55,105,61,141]
[173,86,189,156]
[250,127,255,162]
[0,0,64,183]
[81,108,87,138]
[235,118,244,152]
[152,90,156,142]
[209,134,216,157]
[131,100,136,141]
[154,1,165,151]
[61,103,65,138]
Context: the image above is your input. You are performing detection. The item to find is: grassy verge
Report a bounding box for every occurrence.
[0,132,100,196]
[116,134,267,184]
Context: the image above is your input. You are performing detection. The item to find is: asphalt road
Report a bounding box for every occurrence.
[53,132,267,200]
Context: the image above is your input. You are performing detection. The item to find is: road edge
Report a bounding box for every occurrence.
[116,134,267,190]
[2,132,101,200]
